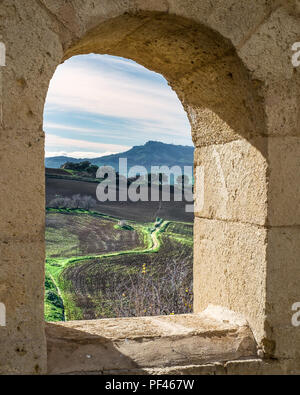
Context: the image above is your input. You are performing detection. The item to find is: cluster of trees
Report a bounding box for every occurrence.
[118,173,190,185]
[48,194,97,210]
[61,161,99,177]
[60,161,191,185]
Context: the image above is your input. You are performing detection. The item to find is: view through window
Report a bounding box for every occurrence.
[44,54,194,322]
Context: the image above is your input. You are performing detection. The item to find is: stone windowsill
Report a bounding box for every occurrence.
[46,306,257,375]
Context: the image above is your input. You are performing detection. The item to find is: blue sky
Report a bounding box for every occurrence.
[44,54,192,158]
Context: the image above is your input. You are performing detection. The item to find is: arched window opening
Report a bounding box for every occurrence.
[44,54,194,322]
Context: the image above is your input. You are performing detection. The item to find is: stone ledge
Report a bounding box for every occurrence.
[52,359,278,375]
[46,307,257,375]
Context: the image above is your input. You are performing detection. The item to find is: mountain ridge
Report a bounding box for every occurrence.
[45,141,194,171]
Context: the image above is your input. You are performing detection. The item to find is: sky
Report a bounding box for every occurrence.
[44,54,192,159]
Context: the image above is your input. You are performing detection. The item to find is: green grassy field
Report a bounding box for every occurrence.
[45,209,193,321]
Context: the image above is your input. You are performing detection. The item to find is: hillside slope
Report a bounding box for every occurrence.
[45,141,194,171]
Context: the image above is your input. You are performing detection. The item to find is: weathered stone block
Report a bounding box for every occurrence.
[263,79,300,138]
[168,0,272,47]
[194,217,267,344]
[0,1,62,131]
[265,226,300,359]
[194,218,300,360]
[224,359,285,375]
[46,310,257,374]
[238,7,300,82]
[194,139,268,226]
[206,0,273,47]
[0,129,45,241]
[189,108,240,147]
[268,137,300,226]
[0,240,46,374]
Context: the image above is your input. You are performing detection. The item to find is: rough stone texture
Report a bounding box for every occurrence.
[194,139,268,225]
[0,0,299,374]
[0,129,45,241]
[0,1,63,131]
[263,79,300,138]
[265,227,300,359]
[193,217,267,346]
[238,6,300,82]
[53,359,300,375]
[268,137,300,226]
[194,136,300,227]
[46,309,257,375]
[193,220,300,360]
[0,241,46,374]
[168,0,273,47]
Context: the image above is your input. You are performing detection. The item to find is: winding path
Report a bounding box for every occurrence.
[47,218,170,320]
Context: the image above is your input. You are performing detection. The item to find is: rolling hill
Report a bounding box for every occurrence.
[45,141,194,172]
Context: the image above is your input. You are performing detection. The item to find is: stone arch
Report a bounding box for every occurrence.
[62,12,266,146]
[54,12,269,346]
[1,1,300,374]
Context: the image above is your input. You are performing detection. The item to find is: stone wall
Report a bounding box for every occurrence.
[0,0,299,374]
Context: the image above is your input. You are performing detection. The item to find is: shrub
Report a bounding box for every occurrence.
[48,194,97,210]
[45,290,64,309]
[104,256,193,317]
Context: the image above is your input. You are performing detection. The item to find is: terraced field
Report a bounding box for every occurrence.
[46,209,145,258]
[61,222,193,320]
[45,209,193,322]
[46,176,194,223]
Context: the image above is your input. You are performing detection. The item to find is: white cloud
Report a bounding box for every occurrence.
[44,122,102,135]
[44,121,142,142]
[45,133,130,153]
[45,151,117,159]
[45,56,191,139]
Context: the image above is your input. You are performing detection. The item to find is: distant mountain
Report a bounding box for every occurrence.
[45,156,84,169]
[45,141,194,173]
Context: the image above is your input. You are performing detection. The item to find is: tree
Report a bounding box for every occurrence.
[48,196,71,209]
[80,195,96,210]
[61,161,76,170]
[86,164,99,177]
[61,161,97,174]
[77,161,91,171]
[48,194,96,210]
[71,194,82,208]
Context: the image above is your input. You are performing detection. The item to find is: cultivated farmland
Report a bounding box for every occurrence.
[45,175,193,322]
